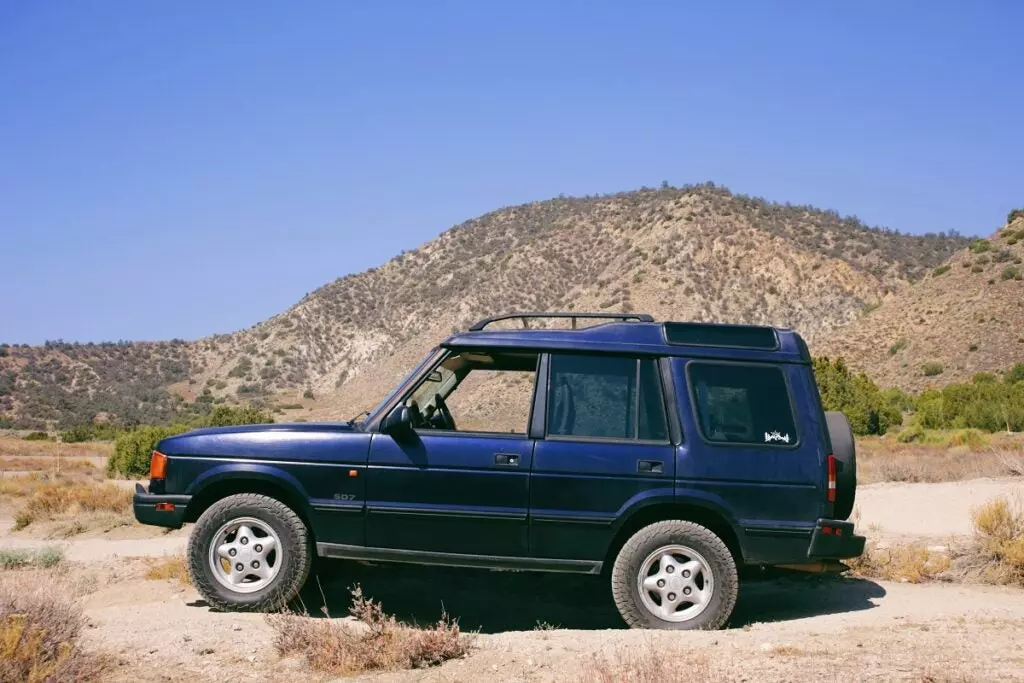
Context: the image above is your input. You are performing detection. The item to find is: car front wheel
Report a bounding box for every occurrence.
[187,493,311,612]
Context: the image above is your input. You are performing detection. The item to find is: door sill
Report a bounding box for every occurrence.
[316,543,603,575]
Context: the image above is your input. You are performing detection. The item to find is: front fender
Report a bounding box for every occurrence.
[186,462,314,518]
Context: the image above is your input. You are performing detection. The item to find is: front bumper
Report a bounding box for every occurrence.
[133,483,191,529]
[807,518,865,560]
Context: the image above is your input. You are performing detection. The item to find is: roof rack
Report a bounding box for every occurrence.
[468,312,654,332]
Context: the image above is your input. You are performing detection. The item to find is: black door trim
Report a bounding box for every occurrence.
[316,542,603,574]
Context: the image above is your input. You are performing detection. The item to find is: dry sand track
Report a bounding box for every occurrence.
[3,477,1024,681]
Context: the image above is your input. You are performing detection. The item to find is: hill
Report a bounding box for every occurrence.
[817,213,1024,390]
[1,184,971,429]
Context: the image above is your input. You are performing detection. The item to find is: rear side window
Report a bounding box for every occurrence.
[548,354,668,441]
[687,362,797,446]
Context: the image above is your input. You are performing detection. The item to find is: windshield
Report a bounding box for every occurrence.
[361,347,445,425]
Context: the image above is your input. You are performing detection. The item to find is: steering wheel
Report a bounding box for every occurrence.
[434,393,456,431]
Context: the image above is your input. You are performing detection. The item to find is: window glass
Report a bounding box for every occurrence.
[638,360,669,441]
[548,355,668,441]
[688,363,797,446]
[405,351,538,434]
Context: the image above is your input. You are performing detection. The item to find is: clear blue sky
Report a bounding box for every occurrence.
[2,2,1022,344]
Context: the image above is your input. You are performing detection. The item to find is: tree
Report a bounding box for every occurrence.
[812,357,902,435]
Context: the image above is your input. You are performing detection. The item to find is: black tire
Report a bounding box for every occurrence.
[187,493,311,612]
[825,411,857,520]
[611,520,738,630]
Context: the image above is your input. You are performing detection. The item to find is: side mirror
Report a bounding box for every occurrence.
[382,404,413,436]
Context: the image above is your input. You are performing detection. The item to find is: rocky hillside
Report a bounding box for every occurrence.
[1,184,971,428]
[817,214,1024,391]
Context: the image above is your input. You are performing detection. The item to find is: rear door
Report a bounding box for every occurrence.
[529,353,675,560]
[669,358,823,563]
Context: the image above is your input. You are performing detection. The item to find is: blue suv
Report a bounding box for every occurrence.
[134,313,863,630]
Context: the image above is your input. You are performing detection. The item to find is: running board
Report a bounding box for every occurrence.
[316,543,603,575]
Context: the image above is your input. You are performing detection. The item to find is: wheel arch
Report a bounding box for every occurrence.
[184,472,315,541]
[603,501,744,572]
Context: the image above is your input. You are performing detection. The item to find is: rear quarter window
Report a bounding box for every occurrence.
[687,362,798,447]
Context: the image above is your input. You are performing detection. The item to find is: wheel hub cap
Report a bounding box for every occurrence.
[637,544,714,622]
[208,516,283,594]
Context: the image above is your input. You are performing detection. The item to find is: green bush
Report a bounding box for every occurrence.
[108,425,189,477]
[303,388,315,400]
[932,265,951,277]
[59,423,122,443]
[812,357,902,435]
[23,431,51,441]
[1008,208,1024,224]
[1002,266,1021,281]
[1006,363,1024,385]
[969,239,993,254]
[888,339,908,356]
[915,379,1024,433]
[922,362,945,377]
[205,405,273,427]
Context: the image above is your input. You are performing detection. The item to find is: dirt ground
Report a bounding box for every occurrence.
[3,477,1024,682]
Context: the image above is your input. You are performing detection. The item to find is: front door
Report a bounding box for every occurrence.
[366,348,540,557]
[530,353,675,560]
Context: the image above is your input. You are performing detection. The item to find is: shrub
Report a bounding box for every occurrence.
[812,357,901,435]
[970,497,1024,586]
[204,405,272,427]
[23,432,50,442]
[969,239,993,254]
[1002,266,1021,281]
[59,423,122,443]
[1008,208,1024,224]
[0,547,64,570]
[144,554,190,585]
[888,338,908,356]
[0,574,107,681]
[108,425,188,477]
[13,481,132,529]
[971,265,984,273]
[267,586,471,675]
[1006,363,1024,385]
[303,388,315,400]
[932,265,951,277]
[922,362,945,377]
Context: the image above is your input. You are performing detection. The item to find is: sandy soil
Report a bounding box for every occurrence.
[855,476,1024,540]
[2,477,1024,682]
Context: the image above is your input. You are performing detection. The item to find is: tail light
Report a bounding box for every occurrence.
[826,454,837,503]
[149,451,168,480]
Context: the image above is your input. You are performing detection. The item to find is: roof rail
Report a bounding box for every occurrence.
[468,312,654,332]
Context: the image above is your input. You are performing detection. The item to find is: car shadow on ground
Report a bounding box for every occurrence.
[291,561,886,634]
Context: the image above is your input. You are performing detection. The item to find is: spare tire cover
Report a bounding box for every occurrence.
[824,411,856,520]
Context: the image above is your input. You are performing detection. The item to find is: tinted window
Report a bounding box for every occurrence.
[548,354,668,441]
[665,322,778,350]
[688,363,797,446]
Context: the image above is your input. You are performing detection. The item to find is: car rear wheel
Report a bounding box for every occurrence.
[611,520,738,630]
[188,493,311,612]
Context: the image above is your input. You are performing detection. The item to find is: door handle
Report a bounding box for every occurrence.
[637,460,663,474]
[494,453,520,466]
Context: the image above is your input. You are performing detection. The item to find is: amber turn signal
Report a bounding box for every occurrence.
[149,450,168,480]
[155,502,175,512]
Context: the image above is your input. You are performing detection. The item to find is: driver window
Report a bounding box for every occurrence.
[404,350,539,434]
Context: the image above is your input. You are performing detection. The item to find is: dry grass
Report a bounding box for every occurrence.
[0,573,108,682]
[7,478,132,531]
[0,457,99,475]
[967,496,1024,586]
[858,432,1024,484]
[267,585,472,676]
[0,435,112,461]
[848,542,951,583]
[144,554,190,585]
[578,645,718,683]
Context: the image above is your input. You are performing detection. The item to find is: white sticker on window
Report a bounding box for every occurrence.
[764,431,791,444]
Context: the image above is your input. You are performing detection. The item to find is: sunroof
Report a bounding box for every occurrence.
[663,322,779,350]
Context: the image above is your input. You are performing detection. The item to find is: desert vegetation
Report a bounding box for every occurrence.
[267,585,471,676]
